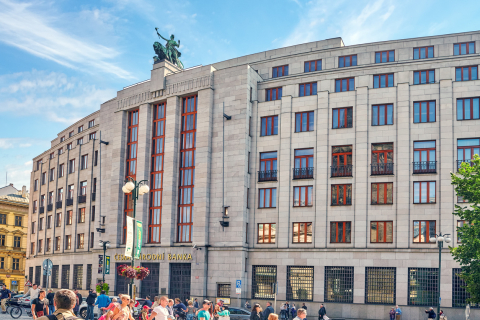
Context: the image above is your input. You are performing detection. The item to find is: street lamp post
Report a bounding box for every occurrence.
[99,240,110,284]
[432,232,451,320]
[122,177,149,298]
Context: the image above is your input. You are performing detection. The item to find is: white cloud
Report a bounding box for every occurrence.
[0,0,133,79]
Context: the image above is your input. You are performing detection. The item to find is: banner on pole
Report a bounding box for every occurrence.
[105,256,111,274]
[98,255,104,274]
[134,220,143,259]
[125,216,134,257]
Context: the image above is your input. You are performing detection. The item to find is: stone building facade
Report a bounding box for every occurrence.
[27,31,480,319]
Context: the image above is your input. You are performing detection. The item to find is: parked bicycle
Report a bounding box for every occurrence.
[9,303,33,319]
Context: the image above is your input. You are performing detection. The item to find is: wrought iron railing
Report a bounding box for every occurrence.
[293,167,314,179]
[258,170,277,182]
[66,198,73,206]
[413,161,437,174]
[331,165,353,177]
[78,195,87,203]
[91,193,96,201]
[56,201,62,209]
[47,204,53,212]
[371,163,394,175]
[456,159,473,171]
[39,206,45,214]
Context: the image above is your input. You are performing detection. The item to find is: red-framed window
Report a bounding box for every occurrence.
[77,234,84,249]
[260,152,277,172]
[257,223,276,243]
[372,143,393,174]
[332,145,352,169]
[375,50,394,63]
[294,148,313,169]
[77,137,83,145]
[66,210,73,225]
[332,107,353,129]
[266,87,282,101]
[58,147,63,155]
[372,104,393,126]
[40,194,45,207]
[78,208,85,223]
[88,119,95,128]
[36,159,42,170]
[46,238,51,251]
[457,138,480,165]
[457,192,468,203]
[454,42,475,55]
[414,46,434,59]
[413,101,435,123]
[41,172,46,184]
[456,66,478,81]
[335,78,355,92]
[49,168,55,181]
[259,188,276,208]
[80,181,87,195]
[50,152,54,159]
[178,96,197,243]
[370,221,393,243]
[38,239,43,253]
[295,111,314,132]
[69,131,74,138]
[65,235,71,250]
[78,125,83,133]
[60,136,65,142]
[272,65,288,78]
[30,242,35,254]
[123,109,139,243]
[413,181,436,204]
[456,98,480,120]
[48,191,54,205]
[371,183,393,204]
[67,185,74,199]
[59,164,64,177]
[414,70,435,84]
[69,159,75,173]
[67,143,72,150]
[149,102,166,243]
[373,74,394,88]
[33,200,37,213]
[304,60,322,72]
[55,237,61,251]
[330,221,351,243]
[413,140,436,169]
[299,82,317,97]
[292,222,312,243]
[89,132,96,140]
[293,186,313,207]
[56,212,62,227]
[81,154,88,170]
[457,220,466,242]
[39,217,44,230]
[331,184,352,205]
[413,220,436,243]
[339,55,357,67]
[261,115,278,136]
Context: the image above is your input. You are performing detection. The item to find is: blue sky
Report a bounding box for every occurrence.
[0,0,478,189]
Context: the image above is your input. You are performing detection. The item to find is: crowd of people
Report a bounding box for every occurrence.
[245,301,326,320]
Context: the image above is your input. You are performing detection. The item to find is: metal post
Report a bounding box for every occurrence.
[130,182,137,298]
[437,239,442,320]
[102,243,106,283]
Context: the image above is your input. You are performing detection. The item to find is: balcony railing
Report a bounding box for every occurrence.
[258,170,277,182]
[47,204,53,212]
[66,198,74,206]
[56,201,62,209]
[293,167,314,179]
[457,159,473,171]
[331,165,353,177]
[371,163,394,175]
[39,206,45,214]
[413,161,437,174]
[92,192,96,201]
[78,195,87,203]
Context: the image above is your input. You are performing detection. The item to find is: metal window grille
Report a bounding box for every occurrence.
[452,268,479,308]
[29,267,33,282]
[86,264,92,290]
[252,265,277,299]
[408,268,438,306]
[35,266,41,285]
[365,267,396,304]
[62,265,70,289]
[286,266,314,301]
[324,266,354,303]
[51,265,59,288]
[73,264,83,289]
[217,283,231,298]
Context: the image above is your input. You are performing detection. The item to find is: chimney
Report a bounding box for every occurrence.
[22,186,27,198]
[9,183,13,187]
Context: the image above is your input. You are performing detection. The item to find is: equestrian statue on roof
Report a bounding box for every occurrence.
[153,27,184,69]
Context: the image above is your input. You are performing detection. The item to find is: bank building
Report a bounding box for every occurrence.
[26,30,480,319]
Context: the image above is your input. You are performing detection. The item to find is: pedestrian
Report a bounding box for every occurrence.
[301,304,307,311]
[96,290,112,313]
[293,309,306,320]
[0,284,11,314]
[268,315,278,320]
[263,302,274,320]
[284,302,290,320]
[250,304,262,320]
[389,307,395,320]
[217,306,230,320]
[24,283,40,304]
[439,309,447,320]
[318,304,326,320]
[111,295,135,320]
[74,289,82,315]
[425,307,436,320]
[213,304,221,320]
[290,304,296,319]
[153,297,160,309]
[174,298,187,313]
[36,289,79,320]
[395,305,401,320]
[186,300,196,320]
[31,289,49,319]
[280,303,287,320]
[144,296,153,308]
[166,299,174,316]
[46,289,55,315]
[142,306,150,320]
[149,296,169,320]
[197,300,212,320]
[85,288,97,320]
[244,301,251,310]
[194,298,199,309]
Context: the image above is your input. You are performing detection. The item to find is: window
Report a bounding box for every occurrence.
[38,239,43,252]
[36,159,42,170]
[265,87,282,101]
[49,152,54,159]
[65,235,71,250]
[272,65,288,78]
[31,222,36,234]
[261,115,278,136]
[92,206,95,221]
[286,266,314,301]
[250,87,253,102]
[78,125,83,133]
[252,266,277,299]
[370,221,393,243]
[69,131,74,138]
[324,266,354,303]
[77,137,83,145]
[335,77,355,92]
[456,66,478,81]
[0,257,3,269]
[46,238,51,251]
[94,150,98,166]
[89,132,96,140]
[457,138,480,169]
[413,182,436,204]
[293,186,313,207]
[257,223,276,244]
[304,59,322,72]
[81,154,88,170]
[12,258,19,270]
[67,143,72,150]
[80,181,87,195]
[60,136,65,142]
[249,116,252,136]
[452,268,473,307]
[295,111,314,132]
[30,242,35,254]
[259,188,276,208]
[299,82,317,97]
[58,147,63,155]
[259,152,277,182]
[371,143,394,175]
[339,55,357,67]
[41,172,46,185]
[457,220,467,243]
[33,200,37,213]
[49,168,55,181]
[67,185,74,199]
[365,267,396,304]
[373,73,394,88]
[69,159,75,173]
[331,184,352,206]
[413,141,436,173]
[0,234,4,246]
[40,194,45,207]
[34,179,38,191]
[413,101,436,123]
[77,234,84,249]
[47,215,52,228]
[375,50,394,63]
[39,217,44,230]
[413,220,436,243]
[332,107,353,129]
[330,221,351,243]
[414,46,434,59]
[14,216,22,226]
[292,222,312,243]
[78,208,86,223]
[331,145,352,177]
[88,119,95,128]
[66,210,73,225]
[217,283,231,298]
[13,236,21,248]
[57,188,63,201]
[408,268,438,306]
[414,70,435,85]
[56,212,62,227]
[454,42,475,55]
[457,97,480,120]
[293,148,314,179]
[371,183,393,204]
[61,265,70,288]
[55,237,61,251]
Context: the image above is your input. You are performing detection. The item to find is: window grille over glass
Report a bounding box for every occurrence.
[286,266,314,301]
[365,267,396,304]
[252,265,277,299]
[324,266,354,303]
[408,268,438,306]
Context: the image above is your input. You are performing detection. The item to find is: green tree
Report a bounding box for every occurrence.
[450,154,480,304]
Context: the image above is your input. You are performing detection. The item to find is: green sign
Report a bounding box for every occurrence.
[134,220,143,259]
[105,256,110,274]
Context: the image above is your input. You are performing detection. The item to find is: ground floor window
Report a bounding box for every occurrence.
[217,283,231,298]
[286,266,314,301]
[324,266,354,303]
[73,264,83,290]
[252,265,277,299]
[51,265,59,288]
[365,267,396,304]
[61,265,70,289]
[452,268,479,308]
[408,267,438,306]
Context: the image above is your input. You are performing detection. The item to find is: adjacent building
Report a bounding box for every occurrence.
[26,31,480,319]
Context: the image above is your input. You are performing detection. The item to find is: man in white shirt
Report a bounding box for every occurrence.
[149,296,170,320]
[24,284,40,305]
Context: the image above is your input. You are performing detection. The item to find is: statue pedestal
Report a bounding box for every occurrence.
[150,60,182,92]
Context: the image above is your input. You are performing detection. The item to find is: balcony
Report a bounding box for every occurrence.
[78,195,87,204]
[56,201,63,209]
[91,192,96,201]
[413,161,437,174]
[66,198,74,206]
[12,247,22,251]
[457,159,473,171]
[331,165,353,177]
[39,206,45,214]
[258,170,277,182]
[47,204,53,212]
[371,163,394,175]
[293,167,314,180]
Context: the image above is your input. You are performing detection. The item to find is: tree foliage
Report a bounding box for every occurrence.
[450,154,480,304]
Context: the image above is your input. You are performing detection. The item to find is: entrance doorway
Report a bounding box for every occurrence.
[115,263,129,295]
[169,263,191,301]
[140,263,159,299]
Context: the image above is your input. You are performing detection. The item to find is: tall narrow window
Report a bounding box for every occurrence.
[414,70,435,84]
[265,87,282,101]
[293,186,313,207]
[59,164,64,177]
[272,65,288,78]
[332,107,353,129]
[292,222,312,243]
[339,55,357,67]
[56,212,62,227]
[49,168,55,181]
[149,102,166,243]
[77,137,83,145]
[55,237,60,251]
[261,115,278,136]
[331,145,352,177]
[371,143,393,175]
[48,191,54,205]
[89,132,96,140]
[413,141,436,174]
[258,152,277,182]
[375,50,394,63]
[413,181,436,204]
[413,221,436,243]
[455,66,478,82]
[81,154,88,170]
[178,96,196,243]
[331,185,352,205]
[295,111,314,132]
[413,101,436,123]
[34,180,38,191]
[65,235,72,249]
[259,188,276,208]
[293,148,314,179]
[67,185,74,199]
[123,109,139,243]
[80,181,87,196]
[371,183,393,204]
[33,200,37,213]
[78,125,83,133]
[58,148,63,155]
[373,74,394,88]
[67,143,72,150]
[78,208,85,223]
[335,78,355,92]
[372,104,393,126]
[69,159,75,174]
[454,42,475,55]
[457,97,480,120]
[414,46,434,59]
[299,82,317,97]
[370,221,393,243]
[456,220,467,243]
[330,221,351,243]
[42,172,46,184]
[88,119,95,128]
[304,60,322,72]
[77,234,84,249]
[257,223,276,244]
[457,138,480,170]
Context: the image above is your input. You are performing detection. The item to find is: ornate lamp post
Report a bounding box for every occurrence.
[122,177,149,297]
[431,232,451,320]
[98,240,110,284]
